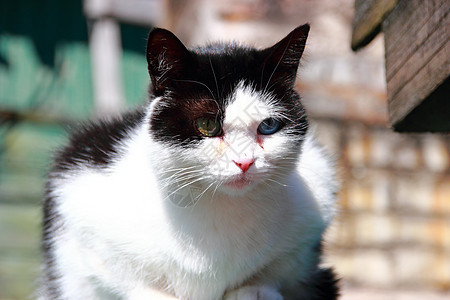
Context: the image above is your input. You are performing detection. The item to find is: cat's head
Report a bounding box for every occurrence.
[146,25,310,202]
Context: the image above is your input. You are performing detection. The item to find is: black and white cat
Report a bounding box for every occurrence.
[41,24,339,300]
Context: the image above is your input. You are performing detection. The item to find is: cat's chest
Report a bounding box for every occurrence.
[163,193,291,268]
[151,196,287,295]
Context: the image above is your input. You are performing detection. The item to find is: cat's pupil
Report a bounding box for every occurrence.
[257,118,281,135]
[196,117,221,137]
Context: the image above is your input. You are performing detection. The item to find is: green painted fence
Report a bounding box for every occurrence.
[0,0,152,298]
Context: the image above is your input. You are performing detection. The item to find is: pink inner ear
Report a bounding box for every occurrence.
[232,158,255,173]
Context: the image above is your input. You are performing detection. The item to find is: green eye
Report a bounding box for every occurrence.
[195,117,221,137]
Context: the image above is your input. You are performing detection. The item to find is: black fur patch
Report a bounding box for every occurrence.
[309,242,340,299]
[309,267,340,300]
[52,109,145,171]
[289,267,340,300]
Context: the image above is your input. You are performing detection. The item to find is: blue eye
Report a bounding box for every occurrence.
[257,118,281,135]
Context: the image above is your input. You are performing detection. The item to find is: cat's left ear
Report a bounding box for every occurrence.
[260,24,310,89]
[146,28,192,95]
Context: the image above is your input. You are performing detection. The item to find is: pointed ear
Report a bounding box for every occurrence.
[146,28,191,94]
[261,24,310,89]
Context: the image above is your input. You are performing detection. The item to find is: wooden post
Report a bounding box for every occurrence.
[88,16,125,116]
[84,0,168,116]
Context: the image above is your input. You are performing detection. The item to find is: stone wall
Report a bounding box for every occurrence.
[168,0,450,296]
[322,121,450,291]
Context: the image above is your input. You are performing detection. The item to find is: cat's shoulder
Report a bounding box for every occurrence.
[51,108,146,173]
[297,130,338,223]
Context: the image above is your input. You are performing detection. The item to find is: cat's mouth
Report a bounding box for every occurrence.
[224,175,253,189]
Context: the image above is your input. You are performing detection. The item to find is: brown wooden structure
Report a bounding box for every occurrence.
[352,0,449,132]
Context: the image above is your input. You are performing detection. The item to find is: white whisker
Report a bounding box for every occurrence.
[195,180,217,202]
[265,178,288,187]
[163,176,207,202]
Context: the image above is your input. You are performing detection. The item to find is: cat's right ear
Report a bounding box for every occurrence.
[260,24,310,89]
[146,28,191,94]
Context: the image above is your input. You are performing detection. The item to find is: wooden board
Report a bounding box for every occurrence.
[384,0,447,81]
[351,0,397,51]
[392,78,450,132]
[388,44,450,131]
[384,0,450,131]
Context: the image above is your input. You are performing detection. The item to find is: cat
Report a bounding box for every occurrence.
[40,24,339,300]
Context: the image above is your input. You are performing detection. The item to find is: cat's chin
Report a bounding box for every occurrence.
[220,176,257,195]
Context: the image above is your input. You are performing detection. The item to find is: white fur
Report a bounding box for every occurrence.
[46,84,337,300]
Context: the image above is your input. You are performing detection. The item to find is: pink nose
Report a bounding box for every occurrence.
[232,158,255,173]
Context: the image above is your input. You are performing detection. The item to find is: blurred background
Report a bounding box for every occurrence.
[0,0,449,299]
